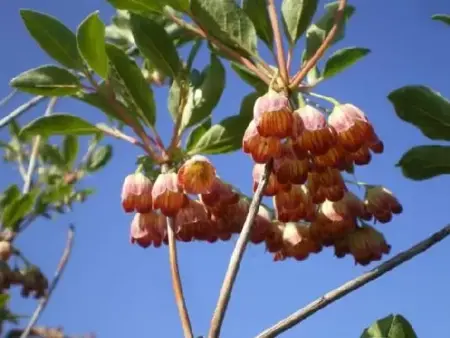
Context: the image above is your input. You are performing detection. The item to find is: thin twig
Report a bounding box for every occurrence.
[256,224,450,338]
[267,0,288,85]
[165,10,272,85]
[95,123,146,149]
[167,217,194,338]
[20,225,75,338]
[0,89,18,107]
[22,98,57,194]
[290,0,348,89]
[286,47,293,74]
[161,164,193,338]
[208,161,273,338]
[0,96,46,130]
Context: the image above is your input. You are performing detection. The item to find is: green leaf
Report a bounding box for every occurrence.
[40,144,66,168]
[130,14,181,79]
[106,43,156,127]
[188,114,251,155]
[432,14,450,26]
[397,145,450,181]
[1,192,38,230]
[307,65,320,84]
[62,135,79,168]
[73,91,128,124]
[106,0,163,13]
[166,0,189,12]
[20,9,82,69]
[388,85,450,141]
[0,294,9,308]
[190,0,257,55]
[20,114,101,138]
[10,65,81,96]
[304,2,355,62]
[243,0,273,50]
[0,185,21,210]
[361,314,418,338]
[186,118,211,151]
[322,47,370,79]
[181,54,226,130]
[231,62,267,94]
[239,92,259,118]
[281,0,319,46]
[168,78,190,121]
[86,145,113,172]
[77,11,109,79]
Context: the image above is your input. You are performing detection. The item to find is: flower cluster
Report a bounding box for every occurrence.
[120,90,403,267]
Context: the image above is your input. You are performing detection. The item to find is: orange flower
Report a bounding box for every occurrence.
[130,212,166,248]
[121,173,153,213]
[243,120,282,163]
[253,163,290,196]
[347,225,391,266]
[177,155,216,194]
[294,106,336,156]
[273,142,310,185]
[253,90,294,138]
[152,173,188,217]
[364,186,403,223]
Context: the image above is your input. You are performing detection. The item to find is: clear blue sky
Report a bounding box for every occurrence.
[1,1,450,337]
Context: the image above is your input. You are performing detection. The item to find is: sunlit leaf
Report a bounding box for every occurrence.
[281,0,318,46]
[322,47,370,79]
[361,314,418,338]
[243,0,274,50]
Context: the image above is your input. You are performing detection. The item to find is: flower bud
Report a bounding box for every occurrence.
[253,90,294,138]
[273,142,310,185]
[152,173,188,217]
[328,103,376,153]
[253,163,290,196]
[364,186,403,223]
[121,173,153,213]
[177,155,216,194]
[294,106,336,156]
[243,121,282,163]
[347,225,391,265]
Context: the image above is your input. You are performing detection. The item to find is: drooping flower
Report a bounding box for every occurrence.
[347,225,391,266]
[121,173,153,213]
[364,186,403,223]
[152,173,188,217]
[243,120,282,163]
[130,212,166,248]
[177,155,216,194]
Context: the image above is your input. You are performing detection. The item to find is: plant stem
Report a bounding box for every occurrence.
[208,161,273,338]
[267,0,288,86]
[160,162,193,337]
[22,97,57,194]
[164,10,272,85]
[20,225,75,338]
[306,92,340,106]
[290,0,348,89]
[0,96,46,130]
[95,124,146,149]
[255,223,450,338]
[0,89,17,107]
[166,216,194,338]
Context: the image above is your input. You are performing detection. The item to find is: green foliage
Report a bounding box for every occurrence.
[180,54,226,130]
[397,145,450,181]
[1,190,38,231]
[190,0,257,56]
[281,0,319,46]
[77,11,109,79]
[231,62,267,94]
[62,135,79,169]
[185,118,211,152]
[389,86,450,141]
[239,92,259,118]
[361,314,418,338]
[187,115,251,155]
[432,14,450,26]
[20,9,83,70]
[85,145,113,172]
[10,65,81,96]
[73,91,128,124]
[130,14,182,79]
[304,2,355,62]
[106,0,163,13]
[322,47,370,79]
[106,43,156,127]
[20,114,101,138]
[243,0,274,50]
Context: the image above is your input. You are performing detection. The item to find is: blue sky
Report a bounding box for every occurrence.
[1,0,450,337]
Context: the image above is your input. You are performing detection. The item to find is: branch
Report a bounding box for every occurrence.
[0,89,17,107]
[208,161,273,338]
[255,223,450,338]
[267,0,288,85]
[22,97,57,194]
[166,217,194,338]
[164,10,272,85]
[0,96,46,130]
[290,0,348,89]
[95,123,146,150]
[20,225,75,338]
